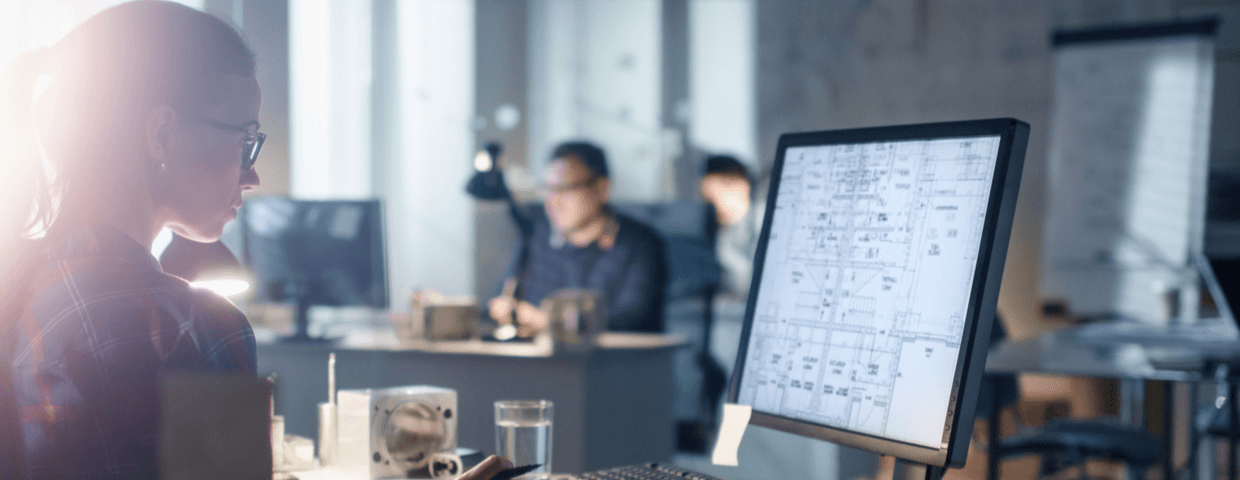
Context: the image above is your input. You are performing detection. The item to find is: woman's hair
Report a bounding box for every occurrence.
[0,0,255,251]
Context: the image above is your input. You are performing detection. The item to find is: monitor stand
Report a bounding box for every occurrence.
[278,299,337,343]
[890,456,947,480]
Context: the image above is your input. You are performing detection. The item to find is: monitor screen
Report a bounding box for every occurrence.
[239,197,388,309]
[729,119,1028,467]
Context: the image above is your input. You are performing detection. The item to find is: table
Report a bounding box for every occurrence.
[257,329,687,474]
[985,320,1240,479]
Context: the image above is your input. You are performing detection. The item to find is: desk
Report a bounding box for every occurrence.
[257,329,687,473]
[985,321,1240,479]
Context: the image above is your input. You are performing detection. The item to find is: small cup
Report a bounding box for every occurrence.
[494,400,553,479]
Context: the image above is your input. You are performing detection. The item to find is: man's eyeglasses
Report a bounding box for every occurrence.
[201,118,265,171]
[541,175,600,196]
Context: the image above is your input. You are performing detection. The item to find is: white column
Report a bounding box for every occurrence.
[379,0,477,300]
[528,0,663,201]
[289,0,373,199]
[689,0,756,165]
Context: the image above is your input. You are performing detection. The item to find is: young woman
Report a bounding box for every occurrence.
[0,2,509,478]
[0,2,263,477]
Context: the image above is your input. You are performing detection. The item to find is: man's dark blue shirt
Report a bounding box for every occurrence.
[506,210,668,333]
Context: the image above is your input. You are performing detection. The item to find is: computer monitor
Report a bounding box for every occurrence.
[727,119,1029,468]
[238,197,388,341]
[1200,253,1240,326]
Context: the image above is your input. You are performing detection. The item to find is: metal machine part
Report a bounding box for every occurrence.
[337,386,458,478]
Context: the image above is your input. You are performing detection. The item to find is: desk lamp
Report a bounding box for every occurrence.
[465,141,534,339]
[160,234,250,298]
[465,141,533,234]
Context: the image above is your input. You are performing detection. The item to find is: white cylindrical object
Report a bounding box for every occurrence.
[271,415,285,472]
[318,402,338,467]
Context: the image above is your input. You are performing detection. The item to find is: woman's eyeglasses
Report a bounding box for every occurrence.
[200,118,265,171]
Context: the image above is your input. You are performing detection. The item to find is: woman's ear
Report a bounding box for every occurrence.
[145,105,179,170]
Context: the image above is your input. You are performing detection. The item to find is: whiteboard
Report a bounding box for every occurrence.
[1041,21,1216,323]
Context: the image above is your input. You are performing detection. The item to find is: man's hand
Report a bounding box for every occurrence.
[515,301,550,338]
[456,455,514,480]
[488,296,517,325]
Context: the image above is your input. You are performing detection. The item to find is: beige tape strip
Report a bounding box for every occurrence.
[711,403,753,466]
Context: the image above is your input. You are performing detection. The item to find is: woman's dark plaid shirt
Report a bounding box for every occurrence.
[7,225,256,479]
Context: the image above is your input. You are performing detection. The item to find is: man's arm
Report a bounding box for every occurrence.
[488,233,532,323]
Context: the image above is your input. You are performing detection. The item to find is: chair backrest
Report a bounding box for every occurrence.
[516,201,722,302]
[611,201,721,302]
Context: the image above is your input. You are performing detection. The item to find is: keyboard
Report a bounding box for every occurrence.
[575,463,724,480]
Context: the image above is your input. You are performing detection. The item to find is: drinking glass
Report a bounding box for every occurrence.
[494,400,553,479]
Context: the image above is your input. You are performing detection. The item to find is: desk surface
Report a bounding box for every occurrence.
[258,328,684,472]
[255,326,689,357]
[288,469,577,479]
[985,320,1240,381]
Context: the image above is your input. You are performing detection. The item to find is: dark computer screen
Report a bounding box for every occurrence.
[239,197,388,311]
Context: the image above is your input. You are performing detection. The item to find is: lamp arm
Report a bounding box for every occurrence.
[502,190,534,240]
[503,191,535,304]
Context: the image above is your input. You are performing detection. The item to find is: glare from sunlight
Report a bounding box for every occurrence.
[190,279,251,298]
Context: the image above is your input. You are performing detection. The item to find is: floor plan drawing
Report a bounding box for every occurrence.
[738,136,1001,448]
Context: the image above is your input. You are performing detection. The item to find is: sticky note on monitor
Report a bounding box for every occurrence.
[711,403,752,466]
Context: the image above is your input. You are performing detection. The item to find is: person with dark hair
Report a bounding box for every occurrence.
[0,3,517,478]
[488,141,669,335]
[700,154,764,297]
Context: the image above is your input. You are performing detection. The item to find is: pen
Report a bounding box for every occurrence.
[491,463,542,480]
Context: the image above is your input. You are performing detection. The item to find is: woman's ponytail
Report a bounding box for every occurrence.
[0,48,52,250]
[0,47,53,318]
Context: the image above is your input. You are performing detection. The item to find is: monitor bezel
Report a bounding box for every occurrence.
[726,118,1029,467]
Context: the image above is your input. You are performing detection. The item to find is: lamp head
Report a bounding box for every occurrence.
[465,141,512,201]
[484,141,503,166]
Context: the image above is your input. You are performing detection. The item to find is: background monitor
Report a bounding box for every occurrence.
[1205,254,1240,325]
[239,197,388,341]
[728,119,1029,467]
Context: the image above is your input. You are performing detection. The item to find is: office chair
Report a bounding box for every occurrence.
[613,202,725,453]
[983,320,1164,480]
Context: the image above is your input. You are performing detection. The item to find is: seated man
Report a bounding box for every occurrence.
[699,154,764,298]
[489,141,668,335]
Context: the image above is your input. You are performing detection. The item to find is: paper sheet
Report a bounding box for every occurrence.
[711,403,752,466]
